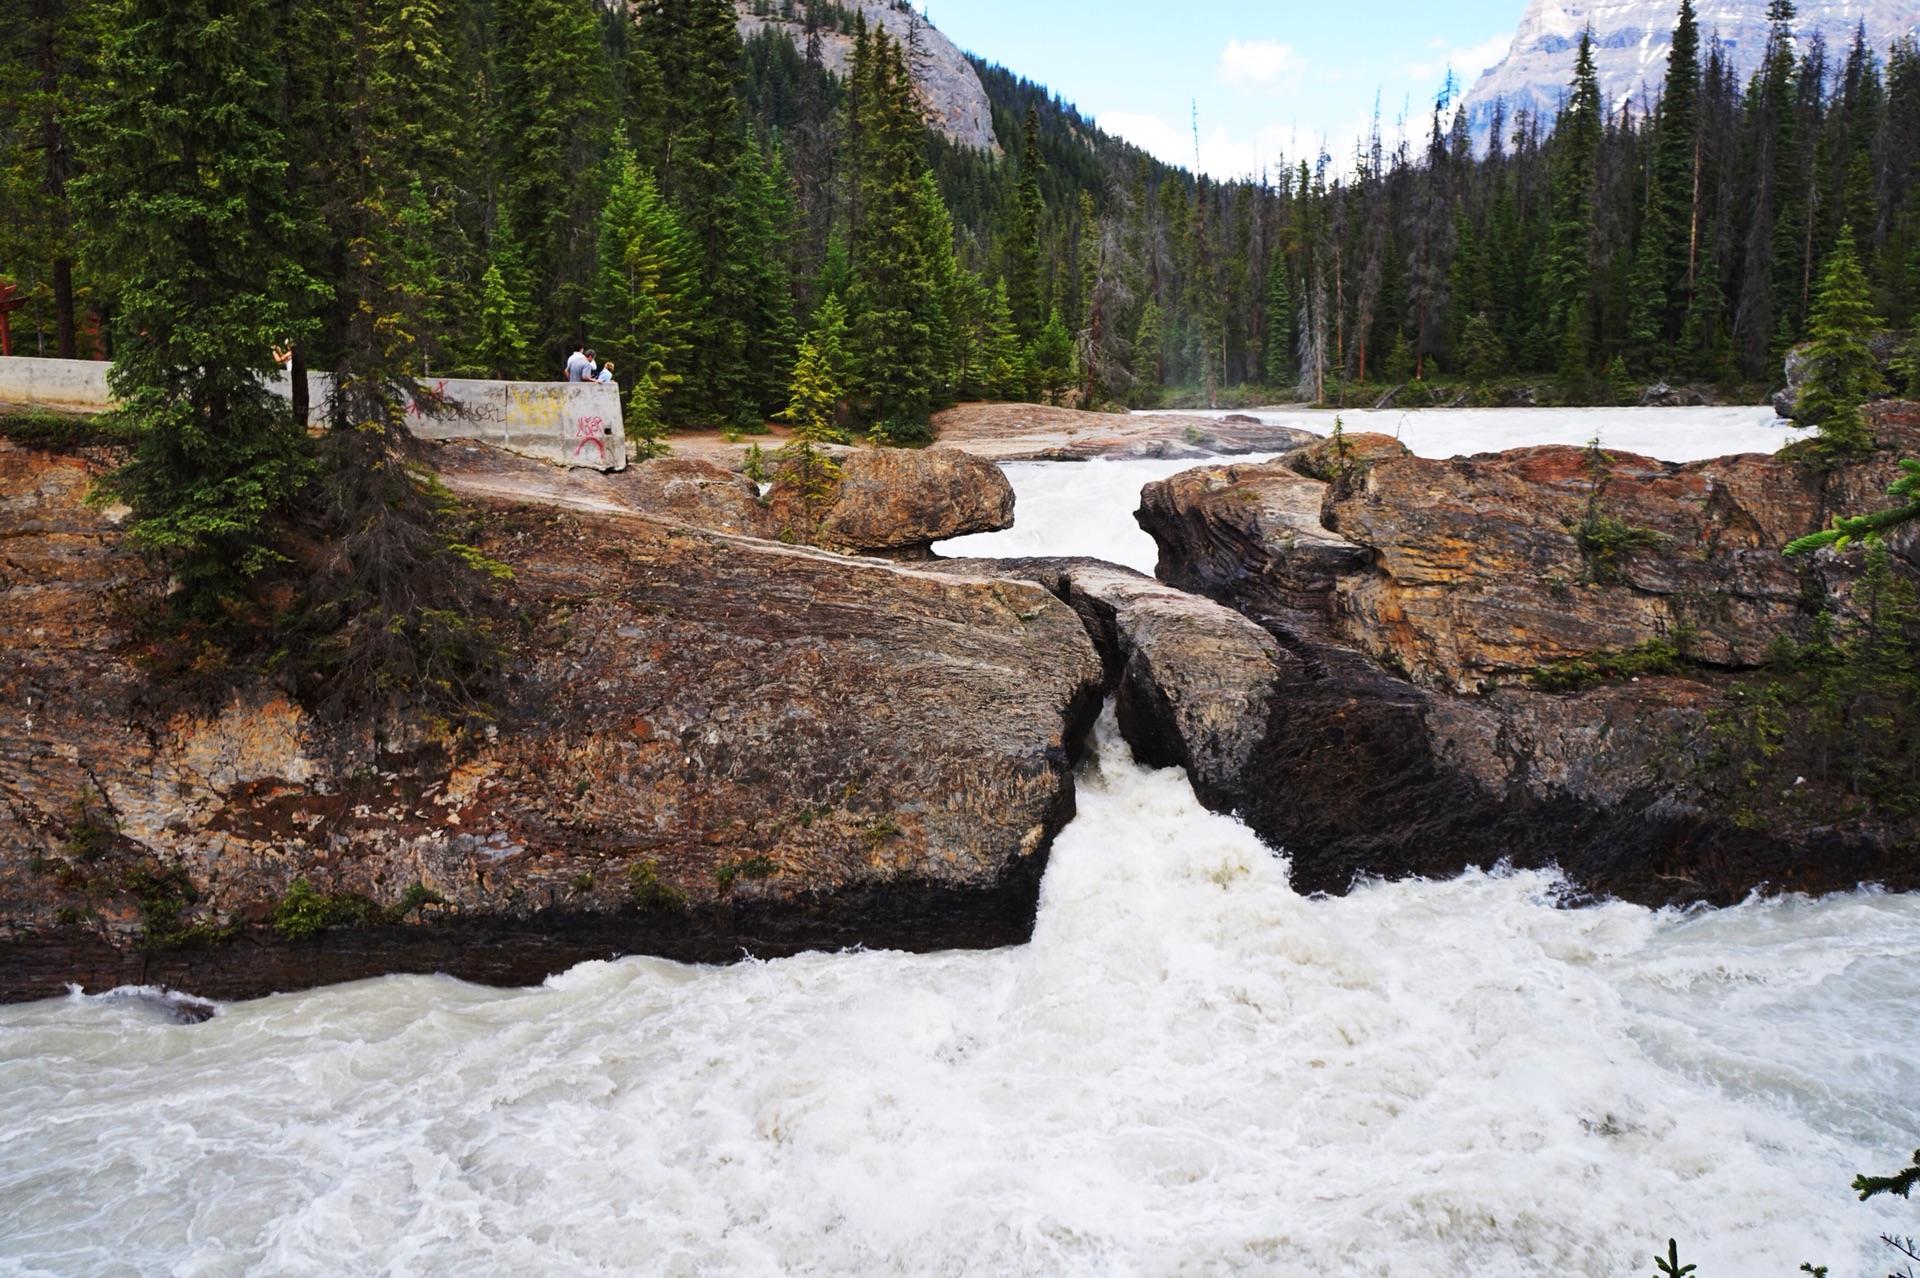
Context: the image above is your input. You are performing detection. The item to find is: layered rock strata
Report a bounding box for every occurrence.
[1132,408,1920,906]
[432,442,1015,558]
[0,439,1101,1002]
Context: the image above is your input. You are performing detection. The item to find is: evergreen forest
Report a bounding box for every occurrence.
[6,0,1920,423]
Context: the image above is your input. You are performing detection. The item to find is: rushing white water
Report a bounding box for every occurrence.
[5,411,1917,1277]
[1170,403,1814,464]
[939,405,1812,574]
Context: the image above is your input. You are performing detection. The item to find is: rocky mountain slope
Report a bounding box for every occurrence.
[1461,0,1917,141]
[735,0,998,150]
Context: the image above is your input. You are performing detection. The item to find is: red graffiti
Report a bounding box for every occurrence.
[572,415,607,459]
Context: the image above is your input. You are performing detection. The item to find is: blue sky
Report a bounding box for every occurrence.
[924,0,1522,175]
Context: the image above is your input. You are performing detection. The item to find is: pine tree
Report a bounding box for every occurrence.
[626,368,669,459]
[846,27,945,431]
[1263,250,1293,386]
[589,144,695,411]
[1006,104,1045,342]
[1132,296,1165,394]
[1627,0,1702,371]
[1028,307,1075,404]
[75,0,319,617]
[1459,312,1508,385]
[299,0,508,723]
[1795,225,1886,458]
[0,0,96,358]
[474,260,533,380]
[984,277,1026,399]
[493,0,615,362]
[633,0,765,429]
[773,332,842,524]
[1546,30,1602,381]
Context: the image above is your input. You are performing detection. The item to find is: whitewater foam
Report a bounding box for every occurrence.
[2,711,1915,1275]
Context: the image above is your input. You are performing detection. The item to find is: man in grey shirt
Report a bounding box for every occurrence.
[564,344,590,382]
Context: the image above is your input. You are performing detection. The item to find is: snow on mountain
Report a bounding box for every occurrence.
[735,1,999,151]
[1460,0,1917,141]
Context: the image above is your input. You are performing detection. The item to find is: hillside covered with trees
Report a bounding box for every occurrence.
[5,0,1920,421]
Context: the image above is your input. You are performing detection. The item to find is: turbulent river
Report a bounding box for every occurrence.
[6,407,1918,1277]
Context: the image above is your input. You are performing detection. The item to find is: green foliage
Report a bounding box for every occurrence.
[713,854,777,888]
[494,0,615,360]
[1788,458,1920,553]
[627,860,686,911]
[1576,439,1668,583]
[1457,312,1507,386]
[0,409,135,449]
[1651,1238,1696,1278]
[1027,307,1076,405]
[1531,635,1693,691]
[1855,1150,1920,1200]
[625,369,670,460]
[1705,543,1920,823]
[74,0,322,619]
[590,145,695,407]
[845,26,947,427]
[1795,226,1886,460]
[270,876,441,939]
[474,261,534,381]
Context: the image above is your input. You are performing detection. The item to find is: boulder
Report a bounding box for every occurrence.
[767,447,1014,556]
[0,440,1104,1002]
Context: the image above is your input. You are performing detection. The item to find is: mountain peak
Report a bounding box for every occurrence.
[1460,0,1917,140]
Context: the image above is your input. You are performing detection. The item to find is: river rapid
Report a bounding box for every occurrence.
[5,407,1916,1277]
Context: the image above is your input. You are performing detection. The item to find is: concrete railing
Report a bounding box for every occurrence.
[0,357,626,472]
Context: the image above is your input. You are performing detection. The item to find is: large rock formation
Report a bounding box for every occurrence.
[430,442,1015,558]
[0,438,1102,1002]
[1133,406,1920,906]
[734,0,997,151]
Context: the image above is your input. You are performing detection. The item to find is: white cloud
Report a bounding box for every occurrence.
[1218,38,1304,91]
[1407,33,1513,88]
[1097,111,1304,181]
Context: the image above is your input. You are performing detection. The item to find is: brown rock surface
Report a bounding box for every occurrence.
[765,447,1014,556]
[1142,409,1920,688]
[1125,404,1920,906]
[0,439,1104,1002]
[430,442,1011,558]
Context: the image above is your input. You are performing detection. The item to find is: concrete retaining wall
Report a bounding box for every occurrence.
[0,357,113,413]
[0,357,625,472]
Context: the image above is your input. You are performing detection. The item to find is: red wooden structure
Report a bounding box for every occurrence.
[0,282,24,357]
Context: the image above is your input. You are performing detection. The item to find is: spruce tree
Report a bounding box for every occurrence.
[846,27,945,431]
[633,0,764,429]
[1627,0,1701,371]
[474,260,533,380]
[1263,251,1294,386]
[1028,307,1075,404]
[1796,225,1886,458]
[300,0,508,723]
[1006,105,1045,342]
[589,144,695,411]
[75,0,319,618]
[773,332,842,524]
[984,278,1026,399]
[0,0,95,357]
[1546,30,1602,383]
[494,0,615,362]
